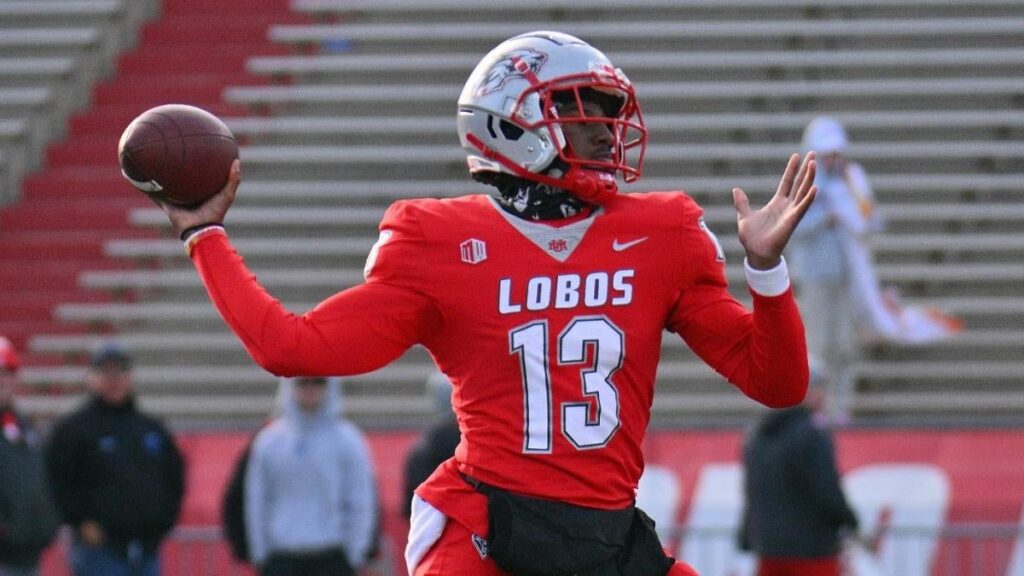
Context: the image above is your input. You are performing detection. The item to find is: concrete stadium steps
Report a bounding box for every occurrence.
[119,206,1024,275]
[156,175,1023,206]
[50,295,1023,332]
[91,73,271,110]
[246,47,1024,84]
[116,44,291,76]
[18,332,1024,424]
[123,202,1024,251]
[1,291,112,323]
[20,167,151,200]
[70,260,1020,310]
[0,1,160,347]
[1,0,307,392]
[0,196,152,230]
[220,140,1024,178]
[0,0,152,41]
[97,231,1024,275]
[234,0,1023,423]
[223,77,1024,117]
[288,0,1024,21]
[67,102,252,138]
[267,17,1024,53]
[0,261,135,295]
[139,14,311,45]
[152,228,1024,254]
[222,110,1024,147]
[27,325,1024,370]
[18,0,1024,424]
[0,319,91,352]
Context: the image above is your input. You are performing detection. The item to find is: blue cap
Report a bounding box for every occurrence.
[89,343,133,370]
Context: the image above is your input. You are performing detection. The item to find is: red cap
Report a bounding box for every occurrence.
[0,336,20,372]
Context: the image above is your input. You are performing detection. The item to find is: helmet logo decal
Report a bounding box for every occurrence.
[476,48,548,97]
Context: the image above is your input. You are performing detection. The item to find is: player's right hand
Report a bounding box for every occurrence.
[160,159,240,238]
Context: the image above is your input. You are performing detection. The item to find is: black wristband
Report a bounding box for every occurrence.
[179,222,223,242]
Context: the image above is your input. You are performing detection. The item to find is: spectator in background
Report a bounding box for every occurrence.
[0,336,61,576]
[245,376,377,576]
[789,117,961,423]
[46,343,185,576]
[738,365,859,576]
[401,371,460,519]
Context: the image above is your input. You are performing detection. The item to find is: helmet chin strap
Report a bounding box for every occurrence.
[565,169,619,204]
[465,133,619,204]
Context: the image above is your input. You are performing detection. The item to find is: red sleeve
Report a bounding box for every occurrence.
[188,229,441,377]
[666,205,808,408]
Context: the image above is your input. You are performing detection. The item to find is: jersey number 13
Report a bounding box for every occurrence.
[510,317,623,454]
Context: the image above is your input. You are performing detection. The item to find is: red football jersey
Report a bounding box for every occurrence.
[188,191,807,515]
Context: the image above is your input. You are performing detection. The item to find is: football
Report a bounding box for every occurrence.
[117,104,238,207]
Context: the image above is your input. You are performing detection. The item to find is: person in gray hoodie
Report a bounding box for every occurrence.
[244,376,377,576]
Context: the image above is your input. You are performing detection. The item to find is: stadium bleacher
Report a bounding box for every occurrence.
[3,0,1022,428]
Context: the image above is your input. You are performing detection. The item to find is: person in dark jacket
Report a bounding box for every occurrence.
[738,364,859,576]
[401,371,461,519]
[46,343,185,576]
[0,336,61,576]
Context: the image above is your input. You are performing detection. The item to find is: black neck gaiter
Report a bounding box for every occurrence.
[494,178,590,221]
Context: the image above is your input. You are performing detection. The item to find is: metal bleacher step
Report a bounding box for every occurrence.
[16,392,440,423]
[287,0,1024,15]
[224,77,1024,115]
[126,202,1024,233]
[174,136,1024,181]
[854,391,1024,415]
[223,110,1024,150]
[100,232,1024,267]
[0,27,103,57]
[29,327,1023,362]
[51,302,319,334]
[266,17,1024,52]
[74,262,1020,303]
[19,360,434,390]
[246,47,1024,85]
[47,295,1024,339]
[164,174,1022,206]
[16,0,1022,426]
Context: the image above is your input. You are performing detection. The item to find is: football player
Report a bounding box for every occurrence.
[159,31,816,576]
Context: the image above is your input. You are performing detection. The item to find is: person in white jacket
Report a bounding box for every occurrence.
[244,376,377,576]
[790,117,962,423]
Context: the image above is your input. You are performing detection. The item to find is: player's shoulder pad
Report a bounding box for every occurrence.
[612,190,706,228]
[380,198,428,233]
[380,196,489,237]
[620,191,724,264]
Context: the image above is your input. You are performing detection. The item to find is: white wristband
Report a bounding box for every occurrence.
[744,256,791,297]
[183,224,225,256]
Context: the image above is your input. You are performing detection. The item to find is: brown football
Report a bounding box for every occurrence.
[117,104,238,207]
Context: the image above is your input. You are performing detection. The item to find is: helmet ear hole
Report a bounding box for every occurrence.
[499,120,525,141]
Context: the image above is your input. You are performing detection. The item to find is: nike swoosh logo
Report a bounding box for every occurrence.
[612,237,649,251]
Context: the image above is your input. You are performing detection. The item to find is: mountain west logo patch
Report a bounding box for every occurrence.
[476,48,548,97]
[460,238,487,265]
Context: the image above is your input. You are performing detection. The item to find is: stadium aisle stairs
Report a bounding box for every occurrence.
[4,0,307,391]
[18,0,1024,427]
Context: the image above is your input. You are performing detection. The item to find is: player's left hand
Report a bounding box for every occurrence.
[732,152,816,270]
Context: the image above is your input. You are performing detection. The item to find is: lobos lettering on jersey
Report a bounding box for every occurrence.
[498,270,635,314]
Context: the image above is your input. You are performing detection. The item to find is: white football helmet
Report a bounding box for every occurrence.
[457,31,647,203]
